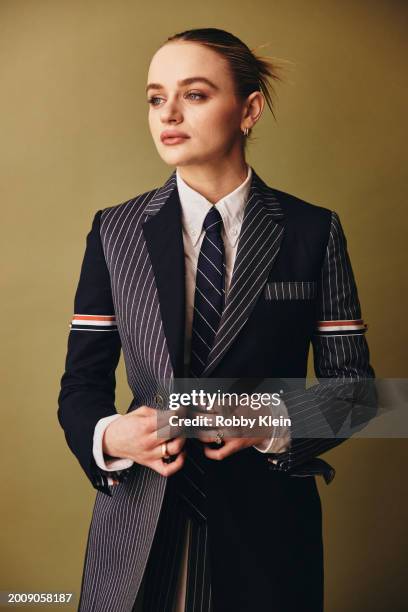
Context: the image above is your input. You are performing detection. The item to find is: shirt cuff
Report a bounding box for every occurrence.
[93,414,134,471]
[252,397,292,454]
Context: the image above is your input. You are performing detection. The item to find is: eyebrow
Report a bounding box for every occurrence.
[145,77,219,94]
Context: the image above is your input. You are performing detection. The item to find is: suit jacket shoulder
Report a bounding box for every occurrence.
[268,186,335,263]
[270,185,332,223]
[100,187,157,218]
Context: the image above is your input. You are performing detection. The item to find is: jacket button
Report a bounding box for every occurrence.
[154,393,164,407]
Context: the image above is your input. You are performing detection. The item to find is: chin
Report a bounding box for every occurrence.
[159,151,199,167]
[156,140,208,167]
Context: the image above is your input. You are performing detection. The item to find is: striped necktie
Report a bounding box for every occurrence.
[150,207,226,612]
[189,206,225,377]
[172,205,226,524]
[148,208,226,611]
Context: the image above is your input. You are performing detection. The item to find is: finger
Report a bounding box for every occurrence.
[152,437,185,461]
[152,450,187,476]
[158,437,186,458]
[203,440,238,460]
[166,436,186,455]
[197,434,215,443]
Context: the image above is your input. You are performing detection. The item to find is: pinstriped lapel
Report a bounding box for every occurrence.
[200,169,285,377]
[144,170,178,216]
[142,170,184,377]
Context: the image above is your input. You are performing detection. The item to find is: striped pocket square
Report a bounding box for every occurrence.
[264,281,317,300]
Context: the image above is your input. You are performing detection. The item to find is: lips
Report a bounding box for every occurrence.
[160,131,190,145]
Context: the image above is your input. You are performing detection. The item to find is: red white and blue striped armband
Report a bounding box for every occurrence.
[315,318,368,337]
[69,314,118,332]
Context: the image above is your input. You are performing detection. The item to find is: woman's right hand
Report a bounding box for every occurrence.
[102,405,186,476]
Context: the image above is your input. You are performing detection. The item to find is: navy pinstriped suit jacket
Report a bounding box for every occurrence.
[58,167,377,611]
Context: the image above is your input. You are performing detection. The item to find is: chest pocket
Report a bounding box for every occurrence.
[263,280,317,300]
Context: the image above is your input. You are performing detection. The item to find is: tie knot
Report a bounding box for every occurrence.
[203,207,223,235]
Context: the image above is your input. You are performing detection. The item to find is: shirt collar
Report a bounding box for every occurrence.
[176,164,252,248]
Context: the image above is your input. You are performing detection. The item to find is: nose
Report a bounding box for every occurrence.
[160,94,183,125]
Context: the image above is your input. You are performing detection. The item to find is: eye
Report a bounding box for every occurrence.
[185,91,206,101]
[147,96,164,106]
[147,92,207,106]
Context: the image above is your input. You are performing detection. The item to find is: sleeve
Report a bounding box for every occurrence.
[267,210,378,474]
[252,398,291,453]
[57,209,133,496]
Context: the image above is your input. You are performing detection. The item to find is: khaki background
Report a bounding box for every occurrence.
[1,0,407,610]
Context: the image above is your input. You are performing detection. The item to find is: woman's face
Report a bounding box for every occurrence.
[146,41,247,168]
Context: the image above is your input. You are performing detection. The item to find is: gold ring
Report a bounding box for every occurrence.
[161,442,170,459]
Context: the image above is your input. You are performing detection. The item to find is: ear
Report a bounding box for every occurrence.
[241,91,265,130]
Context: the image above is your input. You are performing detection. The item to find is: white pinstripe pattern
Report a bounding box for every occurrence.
[264,280,317,300]
[75,168,375,611]
[267,210,376,473]
[196,267,222,295]
[140,480,192,612]
[78,173,213,612]
[77,182,176,611]
[201,215,285,375]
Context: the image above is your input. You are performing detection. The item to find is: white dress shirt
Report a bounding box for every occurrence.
[92,164,291,480]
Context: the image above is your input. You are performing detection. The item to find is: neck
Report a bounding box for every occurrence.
[176,154,249,204]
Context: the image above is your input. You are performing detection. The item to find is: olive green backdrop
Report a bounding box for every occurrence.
[1,0,407,610]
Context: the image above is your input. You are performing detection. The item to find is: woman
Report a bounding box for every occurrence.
[58,28,376,612]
